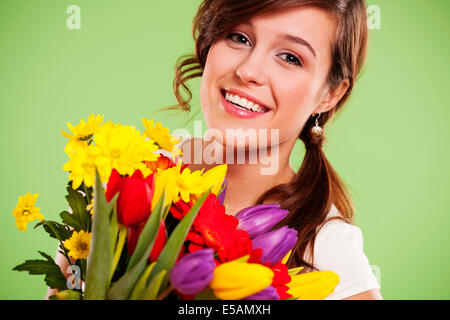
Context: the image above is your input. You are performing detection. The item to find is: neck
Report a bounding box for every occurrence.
[195,137,297,215]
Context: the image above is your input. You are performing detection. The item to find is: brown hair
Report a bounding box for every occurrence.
[165,0,369,270]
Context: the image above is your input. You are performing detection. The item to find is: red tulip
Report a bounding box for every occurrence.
[106,168,155,227]
[127,220,167,262]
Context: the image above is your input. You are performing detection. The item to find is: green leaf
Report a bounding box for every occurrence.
[61,186,91,231]
[60,211,82,231]
[129,262,156,300]
[34,220,72,241]
[109,205,119,257]
[83,169,116,300]
[140,269,166,300]
[150,187,212,293]
[13,251,67,291]
[109,224,127,283]
[195,289,218,300]
[288,266,304,276]
[106,191,166,300]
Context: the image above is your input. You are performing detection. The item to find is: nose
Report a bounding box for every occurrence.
[235,50,267,86]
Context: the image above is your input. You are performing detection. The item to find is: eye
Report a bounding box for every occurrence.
[226,32,251,46]
[278,52,303,67]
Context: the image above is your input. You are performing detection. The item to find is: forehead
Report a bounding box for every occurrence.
[243,6,337,58]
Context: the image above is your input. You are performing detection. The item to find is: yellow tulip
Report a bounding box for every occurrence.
[210,261,274,300]
[287,271,339,300]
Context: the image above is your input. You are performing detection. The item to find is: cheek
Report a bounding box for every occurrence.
[271,78,318,141]
[200,44,230,116]
[200,42,244,136]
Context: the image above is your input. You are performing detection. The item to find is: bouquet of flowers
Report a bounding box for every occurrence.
[11,115,339,300]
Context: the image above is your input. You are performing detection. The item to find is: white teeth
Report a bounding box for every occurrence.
[224,91,267,113]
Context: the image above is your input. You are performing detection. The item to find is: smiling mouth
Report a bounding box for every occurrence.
[220,89,271,113]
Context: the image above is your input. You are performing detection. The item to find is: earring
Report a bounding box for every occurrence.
[311,113,323,137]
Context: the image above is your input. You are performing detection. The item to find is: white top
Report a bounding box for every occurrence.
[306,204,380,300]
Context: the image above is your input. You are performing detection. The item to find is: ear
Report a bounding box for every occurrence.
[313,79,350,115]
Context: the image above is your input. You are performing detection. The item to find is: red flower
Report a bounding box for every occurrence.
[106,169,155,227]
[182,193,260,263]
[144,154,176,172]
[269,262,293,300]
[127,220,167,262]
[170,199,194,220]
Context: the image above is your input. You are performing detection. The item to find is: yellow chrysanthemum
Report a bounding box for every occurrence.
[142,118,182,157]
[63,144,98,189]
[287,271,340,300]
[64,230,92,260]
[93,122,159,180]
[11,193,44,232]
[61,114,104,155]
[135,161,153,178]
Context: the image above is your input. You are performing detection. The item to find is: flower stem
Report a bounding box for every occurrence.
[108,224,127,283]
[80,259,87,282]
[83,183,91,204]
[157,285,173,300]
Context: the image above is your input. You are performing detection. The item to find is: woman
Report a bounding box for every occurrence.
[171,0,382,300]
[47,0,382,300]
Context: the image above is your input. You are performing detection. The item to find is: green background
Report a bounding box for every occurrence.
[1,0,449,299]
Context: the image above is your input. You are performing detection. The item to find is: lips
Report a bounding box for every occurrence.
[220,89,272,119]
[221,88,271,111]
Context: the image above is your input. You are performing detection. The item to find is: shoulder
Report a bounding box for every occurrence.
[311,204,380,300]
[315,205,362,249]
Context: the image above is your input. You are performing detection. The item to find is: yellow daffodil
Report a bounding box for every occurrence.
[63,144,98,189]
[209,261,274,300]
[177,166,204,203]
[199,164,227,197]
[151,165,180,211]
[142,118,182,157]
[11,193,44,232]
[287,271,339,300]
[151,161,227,207]
[93,122,159,179]
[64,230,92,260]
[61,114,104,155]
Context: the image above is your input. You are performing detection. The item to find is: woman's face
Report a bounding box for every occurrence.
[200,7,338,149]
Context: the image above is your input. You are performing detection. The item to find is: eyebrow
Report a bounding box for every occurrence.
[280,34,317,58]
[242,21,317,58]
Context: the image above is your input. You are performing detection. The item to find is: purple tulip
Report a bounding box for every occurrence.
[217,180,227,206]
[235,204,289,239]
[169,248,215,295]
[243,286,280,300]
[252,226,298,265]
